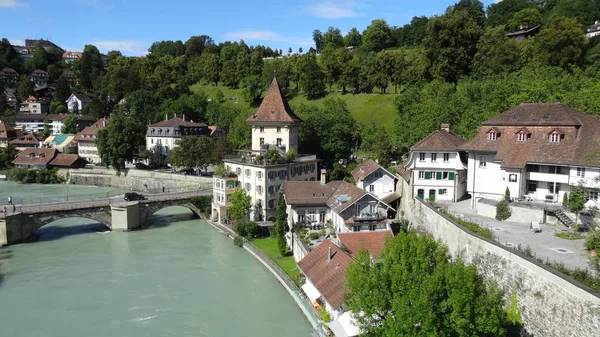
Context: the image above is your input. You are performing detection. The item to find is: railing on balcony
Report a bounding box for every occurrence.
[352,212,386,222]
[223,151,316,166]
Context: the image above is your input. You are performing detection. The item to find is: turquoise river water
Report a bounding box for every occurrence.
[0,181,312,337]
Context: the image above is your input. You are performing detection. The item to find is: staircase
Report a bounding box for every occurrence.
[554,209,574,227]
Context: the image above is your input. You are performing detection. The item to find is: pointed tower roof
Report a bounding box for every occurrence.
[247,78,301,124]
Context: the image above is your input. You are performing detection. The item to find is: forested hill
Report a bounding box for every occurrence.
[2,0,600,169]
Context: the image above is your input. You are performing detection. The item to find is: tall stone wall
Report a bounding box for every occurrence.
[61,168,212,192]
[398,179,600,337]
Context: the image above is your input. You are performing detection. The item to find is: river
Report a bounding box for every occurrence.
[0,182,312,337]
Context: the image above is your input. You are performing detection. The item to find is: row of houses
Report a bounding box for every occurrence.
[0,68,77,87]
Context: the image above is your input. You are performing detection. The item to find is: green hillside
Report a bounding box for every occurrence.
[190,84,398,131]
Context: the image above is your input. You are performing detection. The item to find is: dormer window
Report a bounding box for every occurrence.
[548,129,563,143]
[517,132,526,142]
[488,131,496,141]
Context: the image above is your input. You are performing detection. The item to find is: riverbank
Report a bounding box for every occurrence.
[206,220,326,336]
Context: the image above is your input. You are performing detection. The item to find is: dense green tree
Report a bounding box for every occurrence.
[0,38,22,73]
[424,7,484,82]
[370,51,395,93]
[198,52,221,85]
[547,0,598,26]
[452,0,486,26]
[394,16,430,46]
[96,114,145,171]
[569,184,587,226]
[148,40,185,57]
[32,42,49,70]
[168,135,215,169]
[16,76,34,101]
[472,26,522,77]
[229,187,252,222]
[42,120,51,138]
[185,35,213,57]
[80,44,105,90]
[323,26,345,48]
[362,19,393,52]
[296,53,325,99]
[0,143,18,168]
[274,192,288,255]
[345,230,510,336]
[54,76,71,104]
[220,59,238,87]
[360,125,397,166]
[344,27,362,47]
[0,81,8,115]
[312,29,324,53]
[485,0,534,27]
[241,75,263,106]
[61,114,78,134]
[82,98,108,118]
[507,7,542,30]
[227,111,252,149]
[321,45,344,91]
[533,16,587,69]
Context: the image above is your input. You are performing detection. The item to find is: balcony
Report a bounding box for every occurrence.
[223,150,316,166]
[527,171,569,184]
[352,212,386,222]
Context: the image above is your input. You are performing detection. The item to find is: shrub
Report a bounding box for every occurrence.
[440,209,494,240]
[505,187,510,201]
[6,167,28,182]
[318,306,331,323]
[563,193,569,207]
[585,227,600,251]
[495,200,512,221]
[309,232,321,240]
[189,195,212,215]
[245,221,260,239]
[234,220,247,237]
[285,149,296,161]
[233,236,244,247]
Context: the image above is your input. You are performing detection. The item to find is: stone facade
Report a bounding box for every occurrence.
[398,180,600,337]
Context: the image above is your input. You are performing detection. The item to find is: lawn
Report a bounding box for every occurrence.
[252,237,299,280]
[554,232,586,240]
[190,83,398,132]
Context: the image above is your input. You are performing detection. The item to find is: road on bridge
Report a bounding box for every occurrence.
[0,190,212,217]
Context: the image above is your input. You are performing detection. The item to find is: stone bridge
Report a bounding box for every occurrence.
[0,190,211,246]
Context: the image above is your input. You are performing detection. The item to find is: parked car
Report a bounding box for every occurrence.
[578,212,594,231]
[124,192,146,201]
[135,163,148,169]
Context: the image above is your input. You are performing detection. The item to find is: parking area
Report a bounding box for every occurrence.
[448,199,593,272]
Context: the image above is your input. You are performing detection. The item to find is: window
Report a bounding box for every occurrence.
[577,168,586,178]
[369,224,377,231]
[517,132,526,142]
[369,185,375,192]
[257,171,263,180]
[151,139,154,144]
[527,182,537,193]
[587,191,599,201]
[549,183,560,194]
[236,168,241,175]
[257,186,263,195]
[419,171,425,179]
[260,138,264,145]
[374,172,383,179]
[245,169,251,177]
[276,127,281,133]
[259,126,265,133]
[479,155,487,167]
[430,171,435,179]
[443,153,449,162]
[268,186,274,195]
[438,189,447,195]
[550,133,560,143]
[488,132,496,141]
[276,138,282,146]
[352,225,361,232]
[442,172,449,180]
[431,153,437,161]
[268,199,275,209]
[245,183,251,192]
[419,153,426,161]
[509,174,517,182]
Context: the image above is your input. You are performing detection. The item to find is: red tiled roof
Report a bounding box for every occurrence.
[0,67,18,75]
[208,125,224,135]
[149,116,207,128]
[49,154,85,167]
[411,129,465,152]
[62,51,82,58]
[460,103,600,168]
[297,240,354,309]
[337,230,392,258]
[12,148,57,166]
[351,159,394,181]
[393,163,412,182]
[0,122,18,139]
[10,133,42,145]
[247,78,301,124]
[73,118,108,142]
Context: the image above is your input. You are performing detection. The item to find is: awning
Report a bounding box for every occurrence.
[301,281,321,302]
[328,312,360,337]
[381,192,401,204]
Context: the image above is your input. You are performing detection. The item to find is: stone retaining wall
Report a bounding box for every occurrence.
[398,179,600,337]
[61,168,212,192]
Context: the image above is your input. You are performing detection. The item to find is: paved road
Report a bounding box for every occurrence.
[0,190,212,217]
[448,199,594,273]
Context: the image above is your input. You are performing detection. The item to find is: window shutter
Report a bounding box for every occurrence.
[438,189,444,194]
[449,172,455,180]
[436,172,442,180]
[424,171,431,179]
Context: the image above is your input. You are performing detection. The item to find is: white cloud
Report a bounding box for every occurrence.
[223,30,312,46]
[90,40,149,55]
[0,0,27,8]
[305,1,363,19]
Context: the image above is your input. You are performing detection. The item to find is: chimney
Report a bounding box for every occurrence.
[183,115,185,122]
[165,113,168,121]
[320,169,327,185]
[441,123,450,132]
[327,246,332,263]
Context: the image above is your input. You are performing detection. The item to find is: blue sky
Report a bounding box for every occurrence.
[0,0,497,56]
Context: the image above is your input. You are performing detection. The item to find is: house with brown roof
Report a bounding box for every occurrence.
[10,133,43,150]
[337,230,392,258]
[283,171,395,233]
[0,67,19,85]
[0,121,19,148]
[460,103,600,208]
[19,95,49,114]
[62,51,82,63]
[12,148,58,169]
[30,70,49,87]
[60,70,77,85]
[208,125,225,140]
[297,240,360,337]
[212,77,319,223]
[146,115,210,156]
[66,92,92,113]
[49,154,88,168]
[74,118,108,164]
[404,123,467,202]
[352,159,398,203]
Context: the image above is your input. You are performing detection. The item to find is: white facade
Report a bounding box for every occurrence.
[15,117,44,134]
[406,151,467,202]
[78,142,100,164]
[146,136,177,156]
[66,94,88,112]
[355,167,396,199]
[251,124,299,153]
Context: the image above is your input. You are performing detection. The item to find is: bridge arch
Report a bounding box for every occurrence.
[139,203,201,228]
[31,217,111,242]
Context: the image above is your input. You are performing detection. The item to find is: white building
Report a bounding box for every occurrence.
[30,70,49,87]
[351,159,398,203]
[404,124,468,203]
[586,21,600,39]
[66,93,91,113]
[19,96,48,114]
[73,118,108,164]
[282,171,395,233]
[14,113,95,135]
[145,116,215,156]
[211,77,319,223]
[462,103,600,209]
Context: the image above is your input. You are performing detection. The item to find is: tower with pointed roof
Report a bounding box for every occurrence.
[247,78,301,153]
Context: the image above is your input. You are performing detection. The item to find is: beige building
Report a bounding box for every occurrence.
[145,116,214,156]
[73,118,108,164]
[212,78,319,223]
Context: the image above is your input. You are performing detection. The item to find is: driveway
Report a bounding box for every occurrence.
[447,199,593,273]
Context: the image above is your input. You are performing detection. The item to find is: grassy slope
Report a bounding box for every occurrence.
[252,237,299,279]
[190,83,398,131]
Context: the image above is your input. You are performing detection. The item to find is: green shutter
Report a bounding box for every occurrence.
[438,189,444,194]
[449,172,455,180]
[424,171,431,179]
[436,172,442,180]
